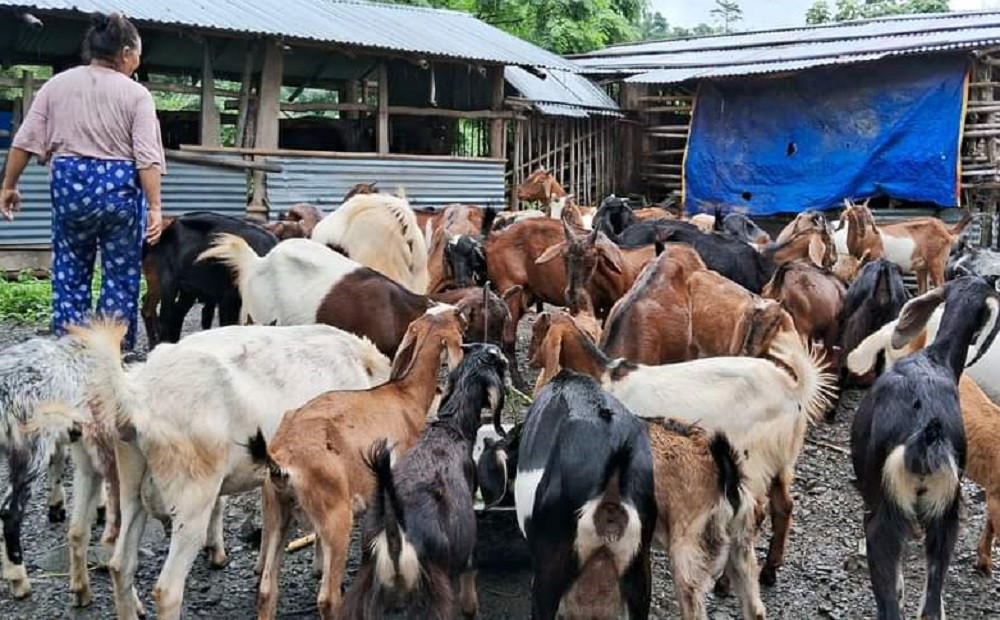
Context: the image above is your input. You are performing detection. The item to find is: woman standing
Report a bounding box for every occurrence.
[0,12,164,350]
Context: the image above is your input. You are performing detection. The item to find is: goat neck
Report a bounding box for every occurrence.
[531,312,612,383]
[436,344,508,443]
[923,280,1000,380]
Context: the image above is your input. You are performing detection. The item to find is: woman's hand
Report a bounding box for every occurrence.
[0,188,20,221]
[146,208,163,244]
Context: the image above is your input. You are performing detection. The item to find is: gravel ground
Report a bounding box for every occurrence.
[1,310,1000,619]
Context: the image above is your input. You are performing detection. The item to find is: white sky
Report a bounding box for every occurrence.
[649,0,999,30]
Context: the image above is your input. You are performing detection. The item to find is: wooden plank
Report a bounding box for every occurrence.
[179,144,505,163]
[20,71,34,121]
[649,149,687,157]
[345,80,362,120]
[234,43,255,148]
[644,125,690,133]
[200,42,221,147]
[251,39,284,213]
[0,76,242,98]
[378,63,389,154]
[648,133,690,140]
[165,149,281,172]
[490,67,506,159]
[643,172,683,180]
[644,105,694,113]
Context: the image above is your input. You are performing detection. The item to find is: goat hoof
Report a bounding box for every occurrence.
[95,505,107,525]
[975,559,993,576]
[73,586,94,608]
[759,566,777,587]
[205,547,228,569]
[10,578,32,599]
[48,503,67,523]
[713,575,732,597]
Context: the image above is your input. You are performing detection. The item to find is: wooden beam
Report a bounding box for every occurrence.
[200,42,221,147]
[165,149,282,173]
[234,43,256,148]
[378,63,389,154]
[490,66,506,159]
[251,39,284,215]
[345,80,362,120]
[179,144,505,164]
[20,71,34,127]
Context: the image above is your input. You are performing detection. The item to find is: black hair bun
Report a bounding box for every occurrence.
[90,12,111,31]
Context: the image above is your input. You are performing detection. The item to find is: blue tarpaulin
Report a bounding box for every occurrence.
[684,55,968,215]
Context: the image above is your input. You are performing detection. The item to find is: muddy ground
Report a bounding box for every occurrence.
[1,310,999,619]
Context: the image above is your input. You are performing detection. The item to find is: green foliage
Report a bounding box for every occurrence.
[805,0,949,24]
[0,270,147,324]
[710,0,743,32]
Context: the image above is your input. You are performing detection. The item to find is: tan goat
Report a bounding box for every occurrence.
[250,306,466,620]
[838,200,972,292]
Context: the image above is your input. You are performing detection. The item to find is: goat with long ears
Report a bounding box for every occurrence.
[850,276,1000,620]
[340,343,509,618]
[248,305,467,620]
[529,309,835,586]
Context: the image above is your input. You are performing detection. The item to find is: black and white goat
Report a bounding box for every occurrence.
[513,370,656,619]
[850,276,1000,620]
[946,237,1000,285]
[0,334,113,604]
[341,343,509,619]
[838,258,908,388]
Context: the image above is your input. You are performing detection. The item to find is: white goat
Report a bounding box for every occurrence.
[531,310,837,584]
[311,192,429,293]
[848,303,1000,403]
[72,321,390,620]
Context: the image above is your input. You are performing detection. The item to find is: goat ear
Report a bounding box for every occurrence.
[968,295,1000,369]
[599,247,623,275]
[535,243,566,265]
[444,335,464,372]
[390,325,426,381]
[892,285,948,349]
[875,265,892,305]
[807,235,826,267]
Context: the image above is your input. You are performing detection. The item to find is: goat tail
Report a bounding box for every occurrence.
[708,433,744,514]
[575,440,643,573]
[948,210,974,238]
[481,206,499,235]
[65,320,139,439]
[365,439,420,593]
[246,428,286,481]
[766,331,838,424]
[882,418,960,518]
[196,233,260,293]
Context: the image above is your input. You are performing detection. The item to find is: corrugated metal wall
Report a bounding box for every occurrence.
[0,150,248,246]
[267,156,506,214]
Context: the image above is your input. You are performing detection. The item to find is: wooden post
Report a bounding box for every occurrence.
[490,66,506,160]
[377,64,389,154]
[20,70,34,127]
[250,39,284,218]
[200,42,221,147]
[234,43,256,148]
[620,84,644,194]
[345,80,361,120]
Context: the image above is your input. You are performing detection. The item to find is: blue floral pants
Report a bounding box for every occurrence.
[50,157,146,350]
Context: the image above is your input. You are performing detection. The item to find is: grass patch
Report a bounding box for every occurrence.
[0,270,147,325]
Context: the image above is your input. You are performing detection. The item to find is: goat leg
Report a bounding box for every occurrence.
[502,286,529,391]
[621,546,652,620]
[204,496,228,568]
[47,442,67,523]
[458,556,479,618]
[864,508,907,620]
[530,560,576,620]
[424,564,455,620]
[109,441,149,620]
[256,480,292,620]
[725,514,766,620]
[68,443,104,608]
[976,494,1000,575]
[919,502,960,620]
[315,503,353,620]
[760,472,794,587]
[1,441,45,599]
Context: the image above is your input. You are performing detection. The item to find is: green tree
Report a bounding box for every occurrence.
[710,0,743,32]
[806,0,949,24]
[641,10,670,39]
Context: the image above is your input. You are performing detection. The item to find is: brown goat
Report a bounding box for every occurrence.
[841,200,973,293]
[431,285,510,346]
[762,261,846,371]
[517,168,568,204]
[688,270,798,360]
[252,306,466,620]
[775,210,828,245]
[534,221,659,318]
[600,245,706,365]
[958,375,1000,575]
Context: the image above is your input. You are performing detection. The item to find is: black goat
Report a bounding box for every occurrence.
[839,259,908,387]
[513,370,656,619]
[850,276,1000,620]
[718,212,771,245]
[946,238,1000,285]
[442,208,497,290]
[340,343,509,619]
[592,195,638,239]
[144,212,277,346]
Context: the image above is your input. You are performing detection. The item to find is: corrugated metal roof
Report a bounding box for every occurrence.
[0,150,248,246]
[505,67,622,118]
[571,10,1000,84]
[2,0,577,71]
[267,156,506,214]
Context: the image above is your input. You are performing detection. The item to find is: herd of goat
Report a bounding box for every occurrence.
[2,167,1000,619]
